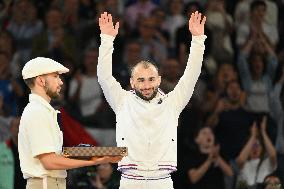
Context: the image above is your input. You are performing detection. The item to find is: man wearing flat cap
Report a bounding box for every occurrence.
[18,57,122,189]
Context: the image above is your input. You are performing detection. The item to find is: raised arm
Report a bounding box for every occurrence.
[260,116,277,168]
[167,11,207,114]
[236,122,258,169]
[97,12,127,112]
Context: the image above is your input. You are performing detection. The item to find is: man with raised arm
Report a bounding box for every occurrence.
[98,11,206,189]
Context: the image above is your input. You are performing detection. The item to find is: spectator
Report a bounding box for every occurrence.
[206,80,252,160]
[88,163,120,189]
[236,0,278,49]
[205,0,234,64]
[134,16,168,64]
[124,0,157,31]
[159,57,181,93]
[163,0,185,49]
[113,39,143,89]
[7,0,43,63]
[68,47,104,124]
[184,126,233,189]
[0,94,12,142]
[31,7,77,63]
[0,30,23,79]
[237,29,278,113]
[270,66,284,184]
[201,63,238,114]
[0,51,24,116]
[262,172,283,189]
[68,163,120,189]
[236,117,277,189]
[0,117,26,189]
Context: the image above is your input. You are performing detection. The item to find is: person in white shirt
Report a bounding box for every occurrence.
[18,57,122,189]
[97,11,206,189]
[236,116,277,189]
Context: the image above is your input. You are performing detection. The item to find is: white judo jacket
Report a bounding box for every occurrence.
[97,34,206,177]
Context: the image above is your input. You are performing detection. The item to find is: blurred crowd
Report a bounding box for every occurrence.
[0,0,284,189]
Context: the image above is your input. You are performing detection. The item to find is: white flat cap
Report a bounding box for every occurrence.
[22,57,69,79]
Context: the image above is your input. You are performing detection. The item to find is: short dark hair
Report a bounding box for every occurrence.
[193,125,212,140]
[24,77,36,89]
[130,60,159,78]
[250,0,266,12]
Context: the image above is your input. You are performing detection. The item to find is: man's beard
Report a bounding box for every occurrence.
[135,87,158,101]
[44,81,60,100]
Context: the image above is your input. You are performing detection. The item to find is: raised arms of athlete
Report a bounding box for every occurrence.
[167,11,207,115]
[97,12,127,112]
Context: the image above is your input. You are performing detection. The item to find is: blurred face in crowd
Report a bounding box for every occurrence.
[216,63,237,86]
[139,17,156,39]
[250,55,264,78]
[84,49,98,73]
[251,4,266,20]
[97,163,113,182]
[161,58,180,82]
[130,62,161,101]
[249,139,263,159]
[46,9,63,31]
[64,0,79,12]
[152,8,166,26]
[36,72,63,100]
[264,176,282,189]
[126,41,142,66]
[12,0,31,23]
[226,81,242,105]
[169,0,183,15]
[195,127,215,150]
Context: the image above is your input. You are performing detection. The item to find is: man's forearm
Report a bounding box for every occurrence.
[38,153,96,170]
[169,35,206,111]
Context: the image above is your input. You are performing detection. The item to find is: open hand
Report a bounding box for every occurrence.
[99,12,119,37]
[188,11,206,36]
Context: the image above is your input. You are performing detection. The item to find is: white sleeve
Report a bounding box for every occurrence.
[167,35,206,115]
[25,109,57,157]
[97,34,128,112]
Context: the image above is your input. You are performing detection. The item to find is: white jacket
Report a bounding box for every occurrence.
[97,34,206,177]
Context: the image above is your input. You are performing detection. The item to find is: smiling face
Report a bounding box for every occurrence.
[130,61,161,101]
